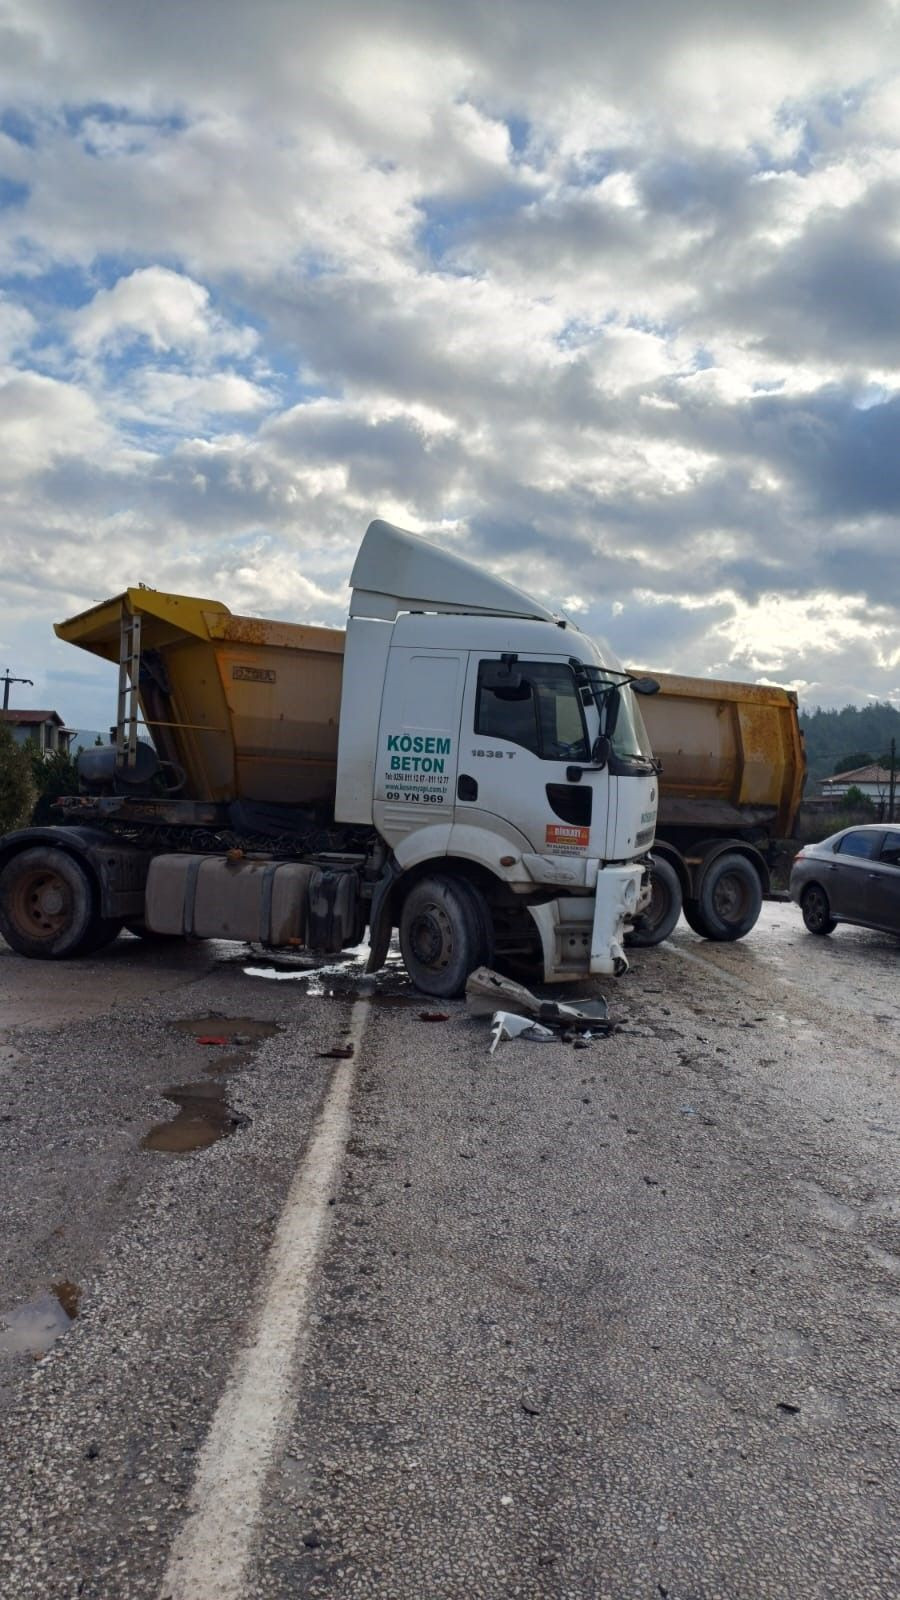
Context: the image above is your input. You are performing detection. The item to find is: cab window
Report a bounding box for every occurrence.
[835,831,882,859]
[475,661,590,762]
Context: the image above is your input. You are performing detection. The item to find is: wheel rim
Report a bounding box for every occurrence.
[646,875,672,931]
[712,871,751,923]
[804,888,828,931]
[407,902,453,971]
[9,867,74,940]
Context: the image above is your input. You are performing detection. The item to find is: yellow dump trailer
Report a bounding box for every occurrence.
[55,588,345,808]
[624,668,806,944]
[636,670,805,838]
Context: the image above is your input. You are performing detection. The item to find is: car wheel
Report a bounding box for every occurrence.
[625,856,683,946]
[399,875,491,998]
[800,884,836,936]
[691,853,763,941]
[0,846,115,959]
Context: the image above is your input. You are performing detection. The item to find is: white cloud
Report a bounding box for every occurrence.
[0,294,35,361]
[0,370,125,481]
[0,0,899,722]
[70,266,257,359]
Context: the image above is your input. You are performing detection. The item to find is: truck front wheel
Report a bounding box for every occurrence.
[625,856,683,946]
[0,847,119,959]
[399,875,491,998]
[687,853,763,941]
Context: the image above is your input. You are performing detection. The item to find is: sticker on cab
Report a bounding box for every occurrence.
[546,823,590,853]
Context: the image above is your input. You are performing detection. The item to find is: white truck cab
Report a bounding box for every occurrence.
[336,521,658,986]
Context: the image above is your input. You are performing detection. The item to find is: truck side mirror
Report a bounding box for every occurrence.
[601,687,621,739]
[591,735,611,769]
[630,677,660,696]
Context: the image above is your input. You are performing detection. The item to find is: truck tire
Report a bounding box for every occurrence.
[0,846,120,959]
[800,884,836,936]
[689,852,763,941]
[399,875,491,998]
[625,856,683,946]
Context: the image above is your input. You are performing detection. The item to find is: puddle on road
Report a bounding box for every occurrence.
[141,1016,276,1153]
[171,1015,281,1074]
[0,1280,81,1357]
[173,1015,281,1042]
[142,1079,248,1154]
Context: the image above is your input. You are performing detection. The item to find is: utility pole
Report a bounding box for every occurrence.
[1,670,34,711]
[890,737,897,825]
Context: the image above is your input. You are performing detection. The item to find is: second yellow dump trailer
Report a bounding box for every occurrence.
[626,669,806,943]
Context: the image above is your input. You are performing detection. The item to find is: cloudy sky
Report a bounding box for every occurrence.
[1,0,900,730]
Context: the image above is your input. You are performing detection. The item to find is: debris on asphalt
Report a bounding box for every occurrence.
[489,1012,555,1054]
[467,967,617,1048]
[418,1010,450,1022]
[520,1392,545,1416]
[466,967,544,1017]
[196,1035,228,1047]
[319,1044,354,1059]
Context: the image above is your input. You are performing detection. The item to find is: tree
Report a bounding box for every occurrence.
[844,786,874,811]
[833,751,873,775]
[29,746,81,824]
[0,724,36,832]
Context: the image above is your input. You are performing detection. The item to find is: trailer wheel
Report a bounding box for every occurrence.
[690,852,763,941]
[625,856,683,946]
[399,875,490,998]
[0,847,119,959]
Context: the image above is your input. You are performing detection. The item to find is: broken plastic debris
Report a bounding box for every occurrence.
[196,1035,228,1047]
[467,967,614,1035]
[489,1012,555,1054]
[466,968,545,1018]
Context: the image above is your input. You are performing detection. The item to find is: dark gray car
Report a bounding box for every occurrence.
[790,824,900,936]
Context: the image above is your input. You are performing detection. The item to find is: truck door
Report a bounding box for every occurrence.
[373,647,465,847]
[456,655,609,857]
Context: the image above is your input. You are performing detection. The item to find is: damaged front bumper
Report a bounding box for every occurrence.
[526,863,643,982]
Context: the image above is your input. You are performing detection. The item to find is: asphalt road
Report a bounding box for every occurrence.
[0,906,897,1599]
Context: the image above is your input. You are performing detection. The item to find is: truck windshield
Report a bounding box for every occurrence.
[584,671,653,762]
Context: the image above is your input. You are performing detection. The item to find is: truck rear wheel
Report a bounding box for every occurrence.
[689,852,763,941]
[399,875,491,998]
[0,847,120,959]
[625,856,683,946]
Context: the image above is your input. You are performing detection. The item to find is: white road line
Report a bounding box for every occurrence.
[159,996,371,1600]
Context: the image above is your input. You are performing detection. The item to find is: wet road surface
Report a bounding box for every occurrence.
[0,907,897,1598]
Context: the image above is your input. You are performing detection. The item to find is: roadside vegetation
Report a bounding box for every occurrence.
[0,723,36,832]
[801,702,900,787]
[0,732,83,831]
